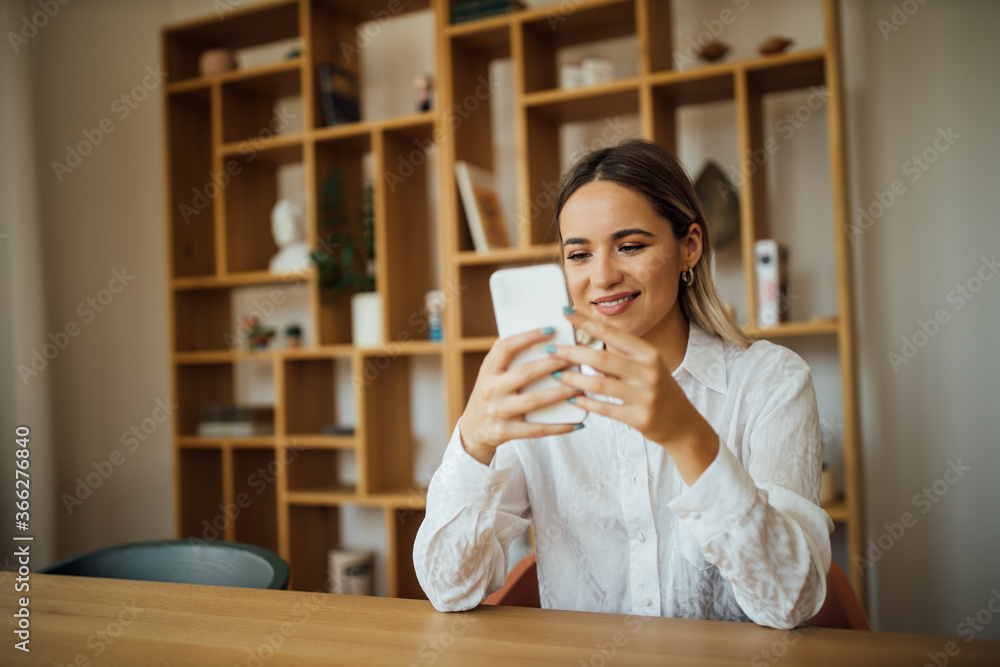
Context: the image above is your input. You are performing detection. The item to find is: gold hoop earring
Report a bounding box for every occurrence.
[682,267,694,287]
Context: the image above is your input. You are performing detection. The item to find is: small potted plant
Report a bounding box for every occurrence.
[311,171,380,345]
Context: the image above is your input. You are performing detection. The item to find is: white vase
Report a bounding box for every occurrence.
[351,292,383,347]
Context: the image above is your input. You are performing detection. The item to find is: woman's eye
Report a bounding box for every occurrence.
[566,251,591,262]
[620,244,646,254]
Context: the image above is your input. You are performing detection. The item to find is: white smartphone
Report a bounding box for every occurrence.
[489,264,587,425]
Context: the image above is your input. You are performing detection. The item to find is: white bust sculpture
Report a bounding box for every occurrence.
[268,199,313,274]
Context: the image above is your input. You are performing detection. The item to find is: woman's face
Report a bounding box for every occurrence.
[560,180,698,346]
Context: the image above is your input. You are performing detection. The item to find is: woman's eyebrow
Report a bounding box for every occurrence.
[611,228,655,241]
[563,228,655,247]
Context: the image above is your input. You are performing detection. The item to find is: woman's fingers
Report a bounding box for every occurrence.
[481,327,560,374]
[564,309,655,359]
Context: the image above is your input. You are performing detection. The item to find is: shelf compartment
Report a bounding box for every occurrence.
[744,49,826,95]
[283,355,354,437]
[223,143,304,274]
[823,496,849,523]
[461,349,489,409]
[178,436,275,449]
[749,318,839,339]
[176,364,235,437]
[162,0,301,84]
[456,243,560,265]
[357,353,431,496]
[173,269,314,291]
[177,448,224,538]
[312,132,372,345]
[231,448,280,552]
[174,288,232,353]
[522,79,640,123]
[388,508,426,599]
[287,504,341,591]
[285,435,357,449]
[379,121,437,343]
[285,448,351,494]
[220,64,302,145]
[519,0,636,94]
[166,87,216,279]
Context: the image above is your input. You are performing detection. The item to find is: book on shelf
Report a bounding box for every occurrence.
[316,63,360,127]
[754,240,790,327]
[450,0,526,24]
[197,404,274,437]
[454,160,511,253]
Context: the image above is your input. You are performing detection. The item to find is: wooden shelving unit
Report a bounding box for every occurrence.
[163,0,864,607]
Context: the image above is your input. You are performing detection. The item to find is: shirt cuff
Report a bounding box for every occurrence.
[667,438,758,545]
[433,422,513,513]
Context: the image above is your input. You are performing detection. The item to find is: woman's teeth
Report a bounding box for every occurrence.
[598,294,637,306]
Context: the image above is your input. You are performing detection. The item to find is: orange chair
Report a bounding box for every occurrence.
[809,561,871,630]
[482,552,539,608]
[483,554,870,631]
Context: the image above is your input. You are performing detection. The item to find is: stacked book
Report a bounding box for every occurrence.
[197,404,275,437]
[450,0,525,24]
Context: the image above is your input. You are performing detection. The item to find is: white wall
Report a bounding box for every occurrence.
[841,0,1000,638]
[4,0,998,639]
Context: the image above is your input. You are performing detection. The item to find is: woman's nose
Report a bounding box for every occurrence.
[593,253,623,288]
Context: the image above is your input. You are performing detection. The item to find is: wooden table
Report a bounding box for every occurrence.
[3,574,1000,666]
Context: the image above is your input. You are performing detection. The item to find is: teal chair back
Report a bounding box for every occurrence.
[41,540,289,590]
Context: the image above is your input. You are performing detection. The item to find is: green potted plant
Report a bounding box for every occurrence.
[311,170,381,345]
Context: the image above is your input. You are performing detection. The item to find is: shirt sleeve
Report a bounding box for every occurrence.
[667,352,833,629]
[413,423,533,611]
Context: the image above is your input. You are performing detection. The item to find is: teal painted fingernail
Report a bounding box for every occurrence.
[541,326,555,335]
[551,370,563,379]
[544,344,557,354]
[573,423,585,430]
[563,306,575,315]
[567,396,576,403]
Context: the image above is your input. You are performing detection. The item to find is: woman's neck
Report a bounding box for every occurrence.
[643,307,690,373]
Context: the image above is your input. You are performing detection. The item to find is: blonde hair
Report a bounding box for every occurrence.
[555,139,752,349]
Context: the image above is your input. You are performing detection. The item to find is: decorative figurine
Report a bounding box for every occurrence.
[198,48,237,76]
[285,323,303,349]
[268,199,313,275]
[413,73,433,112]
[240,315,275,351]
[758,36,794,56]
[696,40,730,63]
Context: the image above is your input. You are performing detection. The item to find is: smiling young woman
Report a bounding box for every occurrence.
[414,140,832,630]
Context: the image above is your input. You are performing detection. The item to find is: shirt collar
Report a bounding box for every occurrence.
[673,321,728,395]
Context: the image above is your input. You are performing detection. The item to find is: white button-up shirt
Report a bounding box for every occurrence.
[414,323,833,629]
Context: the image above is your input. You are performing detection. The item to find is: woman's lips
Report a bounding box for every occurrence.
[592,292,639,316]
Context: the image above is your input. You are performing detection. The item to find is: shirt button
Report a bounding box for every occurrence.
[631,475,637,484]
[643,598,653,608]
[638,532,645,543]
[489,485,499,493]
[690,511,701,520]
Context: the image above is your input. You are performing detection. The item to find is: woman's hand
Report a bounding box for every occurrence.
[549,310,719,485]
[459,327,584,465]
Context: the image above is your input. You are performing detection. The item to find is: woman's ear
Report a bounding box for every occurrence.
[682,222,704,270]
